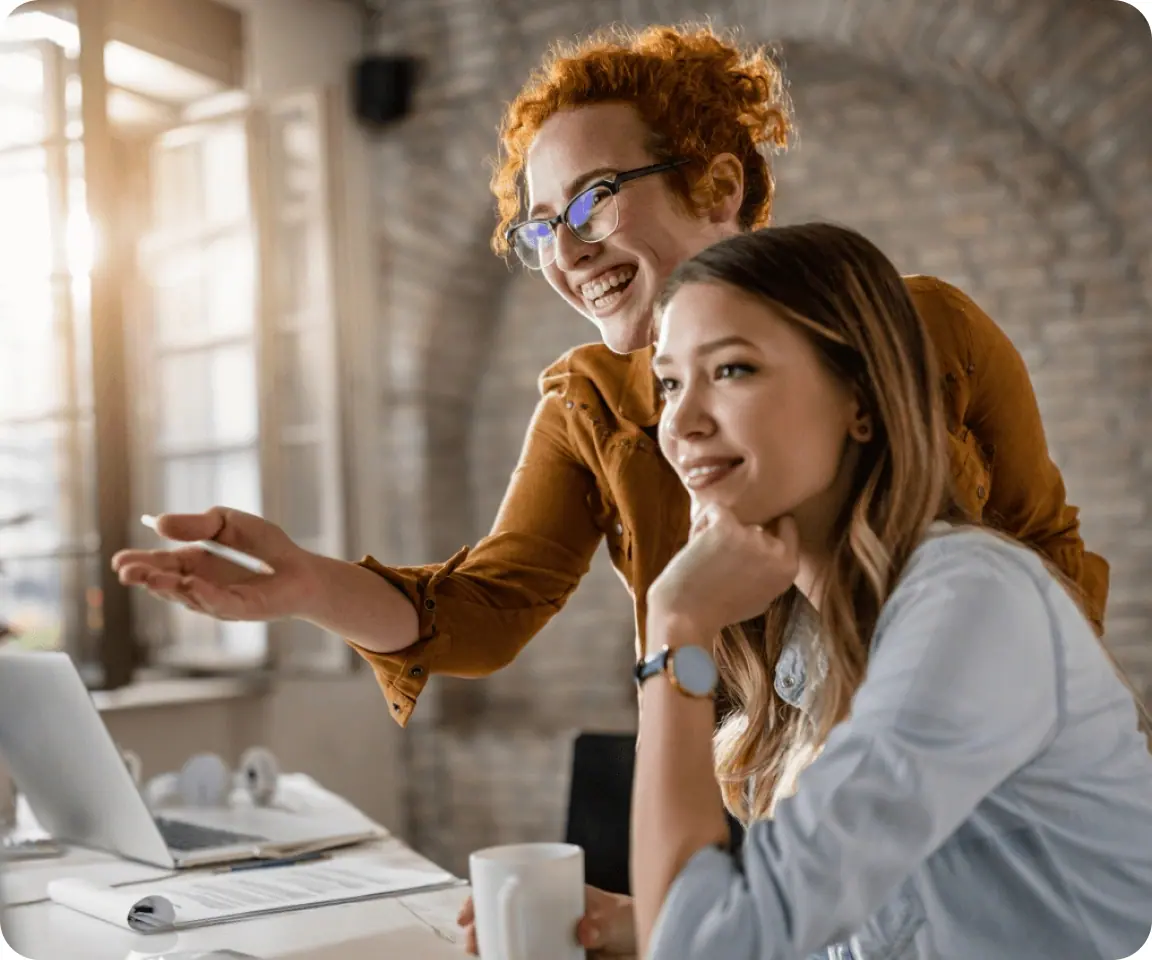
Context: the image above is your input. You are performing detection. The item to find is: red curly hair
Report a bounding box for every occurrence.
[490,23,793,256]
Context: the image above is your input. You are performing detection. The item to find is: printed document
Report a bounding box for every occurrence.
[46,853,459,932]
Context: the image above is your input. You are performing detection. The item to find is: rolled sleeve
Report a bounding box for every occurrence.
[347,391,604,727]
[348,548,469,726]
[647,536,1060,960]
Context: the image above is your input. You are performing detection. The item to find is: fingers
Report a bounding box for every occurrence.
[456,897,474,926]
[576,915,602,949]
[114,545,222,589]
[152,509,227,544]
[112,549,187,577]
[457,895,479,955]
[690,501,726,536]
[461,904,599,956]
[756,514,799,557]
[116,550,263,623]
[456,903,617,955]
[137,570,188,593]
[132,569,209,611]
[127,578,207,618]
[581,887,635,954]
[693,505,800,572]
[129,571,252,621]
[156,506,270,555]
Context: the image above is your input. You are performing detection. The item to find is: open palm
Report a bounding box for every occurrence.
[112,507,316,622]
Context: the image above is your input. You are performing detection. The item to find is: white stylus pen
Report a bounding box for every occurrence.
[140,514,275,576]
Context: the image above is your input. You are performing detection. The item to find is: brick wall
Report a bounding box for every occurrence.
[364,0,1152,873]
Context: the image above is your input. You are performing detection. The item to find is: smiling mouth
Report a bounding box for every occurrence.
[683,460,744,491]
[583,273,636,312]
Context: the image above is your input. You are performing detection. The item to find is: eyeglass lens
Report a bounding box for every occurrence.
[513,184,620,268]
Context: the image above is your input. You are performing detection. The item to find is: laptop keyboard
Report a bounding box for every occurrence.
[154,816,264,852]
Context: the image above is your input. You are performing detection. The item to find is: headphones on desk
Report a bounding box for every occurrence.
[132,747,283,811]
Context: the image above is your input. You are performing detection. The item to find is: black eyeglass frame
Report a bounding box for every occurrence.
[505,158,691,263]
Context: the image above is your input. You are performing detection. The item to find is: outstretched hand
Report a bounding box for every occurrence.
[112,507,318,622]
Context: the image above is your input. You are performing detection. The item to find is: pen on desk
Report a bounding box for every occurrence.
[140,514,275,576]
[224,851,331,872]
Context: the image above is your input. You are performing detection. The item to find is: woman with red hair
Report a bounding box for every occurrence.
[113,24,1110,954]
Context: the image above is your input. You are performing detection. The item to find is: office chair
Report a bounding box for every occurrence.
[564,731,744,896]
[564,732,635,894]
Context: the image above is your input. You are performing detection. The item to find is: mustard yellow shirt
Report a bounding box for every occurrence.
[352,276,1109,726]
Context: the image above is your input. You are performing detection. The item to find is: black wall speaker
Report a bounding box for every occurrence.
[353,54,418,127]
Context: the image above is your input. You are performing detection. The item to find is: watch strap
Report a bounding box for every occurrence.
[635,645,717,699]
[634,646,671,687]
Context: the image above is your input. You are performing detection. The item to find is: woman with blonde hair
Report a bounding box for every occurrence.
[633,222,1152,960]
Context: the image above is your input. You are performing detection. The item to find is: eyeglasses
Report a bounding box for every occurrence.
[506,159,690,270]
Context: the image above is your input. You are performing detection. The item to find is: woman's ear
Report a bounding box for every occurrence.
[692,153,745,226]
[847,391,874,443]
[849,409,874,443]
[850,418,874,443]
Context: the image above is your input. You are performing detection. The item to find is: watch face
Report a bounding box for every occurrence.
[671,645,718,697]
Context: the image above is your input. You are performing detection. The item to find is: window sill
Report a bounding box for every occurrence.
[92,670,271,713]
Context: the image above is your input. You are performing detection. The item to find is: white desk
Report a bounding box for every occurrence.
[2,838,469,960]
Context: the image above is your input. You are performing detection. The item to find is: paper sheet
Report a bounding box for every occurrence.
[2,847,176,907]
[46,852,459,933]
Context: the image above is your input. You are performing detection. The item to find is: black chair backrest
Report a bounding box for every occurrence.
[564,732,636,894]
[564,730,745,895]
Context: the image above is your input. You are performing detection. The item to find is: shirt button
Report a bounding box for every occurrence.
[565,400,574,408]
[424,598,436,611]
[391,702,401,712]
[615,522,624,536]
[977,485,986,499]
[781,675,797,689]
[409,665,424,678]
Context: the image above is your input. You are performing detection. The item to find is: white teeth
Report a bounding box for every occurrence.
[686,465,726,479]
[592,288,627,310]
[581,267,636,301]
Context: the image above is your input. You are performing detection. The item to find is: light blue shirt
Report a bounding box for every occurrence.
[648,528,1152,960]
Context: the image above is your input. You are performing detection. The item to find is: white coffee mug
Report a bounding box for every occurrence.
[469,842,586,960]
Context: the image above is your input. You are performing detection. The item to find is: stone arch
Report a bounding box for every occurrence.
[716,0,1152,290]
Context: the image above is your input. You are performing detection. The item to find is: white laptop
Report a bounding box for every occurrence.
[0,651,383,869]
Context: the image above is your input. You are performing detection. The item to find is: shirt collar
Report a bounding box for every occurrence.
[618,344,663,428]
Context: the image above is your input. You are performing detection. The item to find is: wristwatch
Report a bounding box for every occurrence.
[634,644,718,699]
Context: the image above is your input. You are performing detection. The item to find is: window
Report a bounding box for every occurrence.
[134,94,352,673]
[0,2,352,685]
[0,33,100,667]
[134,114,266,670]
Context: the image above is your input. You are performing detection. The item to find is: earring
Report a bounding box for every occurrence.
[852,420,873,442]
